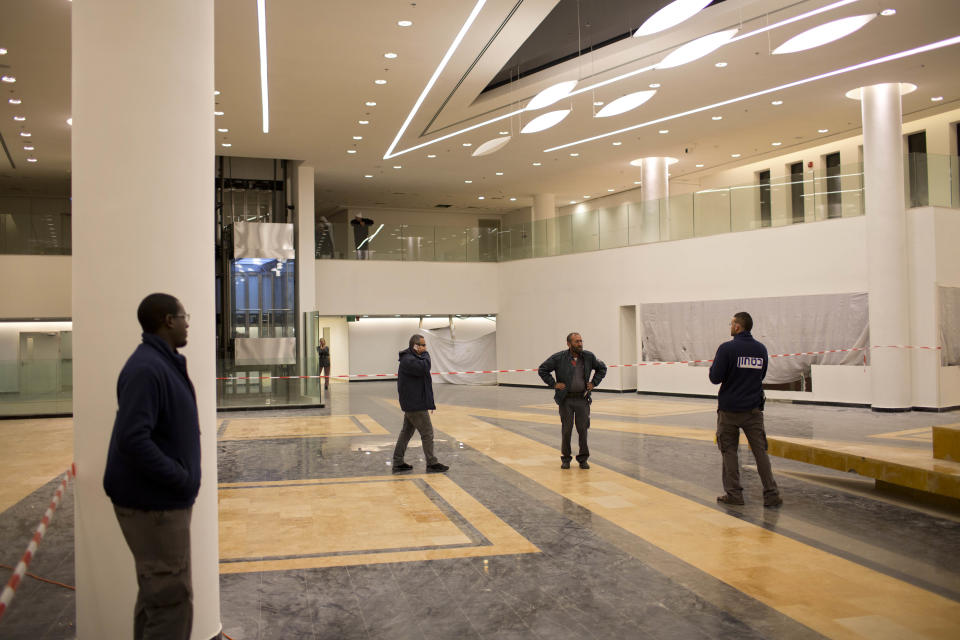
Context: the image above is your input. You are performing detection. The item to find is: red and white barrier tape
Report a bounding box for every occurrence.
[0,464,75,623]
[215,344,940,381]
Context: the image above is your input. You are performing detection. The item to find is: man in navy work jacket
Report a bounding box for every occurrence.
[539,332,607,469]
[709,312,782,507]
[392,334,449,473]
[103,293,200,640]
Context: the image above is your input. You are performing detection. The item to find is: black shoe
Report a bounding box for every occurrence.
[392,462,413,473]
[764,496,783,508]
[579,461,590,470]
[561,460,571,469]
[716,495,744,505]
[426,463,449,473]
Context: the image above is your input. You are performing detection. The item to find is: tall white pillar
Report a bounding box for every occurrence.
[856,83,913,410]
[72,1,220,638]
[533,193,557,256]
[294,164,316,396]
[640,158,670,243]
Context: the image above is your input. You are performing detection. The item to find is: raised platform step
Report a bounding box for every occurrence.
[933,423,960,462]
[768,436,960,500]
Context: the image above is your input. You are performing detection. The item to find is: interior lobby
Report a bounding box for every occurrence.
[1,0,960,639]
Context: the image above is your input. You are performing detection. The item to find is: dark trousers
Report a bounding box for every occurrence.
[716,409,780,501]
[559,396,590,462]
[319,364,330,388]
[393,410,438,465]
[113,505,193,640]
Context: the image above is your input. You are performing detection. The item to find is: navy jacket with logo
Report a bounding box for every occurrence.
[103,333,201,510]
[397,347,435,412]
[708,331,768,411]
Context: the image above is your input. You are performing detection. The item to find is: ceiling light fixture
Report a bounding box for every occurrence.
[214,90,221,96]
[595,90,657,118]
[215,110,224,116]
[23,145,34,151]
[13,116,25,121]
[27,158,37,163]
[0,48,6,55]
[634,0,712,37]
[509,197,517,201]
[593,101,604,106]
[1,75,15,83]
[393,165,402,169]
[462,142,472,147]
[773,14,877,55]
[365,101,377,106]
[353,135,362,140]
[583,195,590,199]
[612,141,622,146]
[711,115,722,120]
[499,131,509,135]
[495,171,504,176]
[256,0,270,133]
[384,52,398,59]
[222,143,233,148]
[931,96,944,101]
[881,9,896,17]
[19,132,31,137]
[347,149,357,154]
[364,174,373,178]
[695,163,704,167]
[66,117,72,126]
[375,79,387,85]
[569,201,577,204]
[464,180,472,183]
[608,189,615,192]
[569,153,579,157]
[658,129,669,134]
[714,61,728,68]
[648,83,661,88]
[731,153,741,158]
[532,162,542,166]
[478,196,485,200]
[427,154,436,158]
[521,109,570,133]
[398,20,413,27]
[656,29,738,69]
[472,136,511,156]
[818,128,829,133]
[771,141,782,146]
[218,128,229,132]
[8,98,21,105]
[359,120,369,124]
[771,100,783,105]
[526,80,577,111]
[383,0,487,159]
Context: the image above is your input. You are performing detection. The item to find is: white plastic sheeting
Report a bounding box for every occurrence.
[234,222,295,260]
[421,327,496,385]
[641,293,869,385]
[940,286,960,366]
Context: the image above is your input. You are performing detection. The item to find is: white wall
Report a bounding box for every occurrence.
[0,255,72,318]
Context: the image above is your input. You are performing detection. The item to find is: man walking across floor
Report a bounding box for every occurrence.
[392,334,449,473]
[103,293,200,640]
[539,333,607,469]
[709,311,783,507]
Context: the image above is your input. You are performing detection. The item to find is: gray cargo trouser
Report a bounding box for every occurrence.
[716,409,780,501]
[393,410,439,465]
[113,505,193,640]
[559,395,590,462]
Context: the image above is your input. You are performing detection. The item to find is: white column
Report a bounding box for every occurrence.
[532,193,556,256]
[294,164,316,395]
[641,158,670,243]
[858,83,912,410]
[72,1,219,638]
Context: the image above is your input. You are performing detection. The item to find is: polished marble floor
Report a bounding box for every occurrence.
[1,383,960,639]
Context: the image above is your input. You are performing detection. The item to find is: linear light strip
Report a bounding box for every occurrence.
[257,0,269,133]
[384,0,487,159]
[385,0,859,157]
[543,35,960,153]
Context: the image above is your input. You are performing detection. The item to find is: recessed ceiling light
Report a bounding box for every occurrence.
[731,153,741,158]
[218,128,229,133]
[656,28,738,69]
[695,163,704,167]
[27,158,37,163]
[214,90,221,96]
[714,61,727,68]
[384,52,398,59]
[583,195,591,199]
[596,90,657,118]
[464,180,473,183]
[521,109,571,133]
[364,174,373,178]
[478,196,485,200]
[773,14,878,55]
[347,149,357,154]
[569,152,579,157]
[711,115,722,120]
[393,165,402,169]
[526,80,578,111]
[532,162,542,166]
[569,200,577,204]
[634,180,642,185]
[495,171,504,176]
[658,129,669,134]
[612,141,622,146]
[931,96,944,102]
[593,101,604,106]
[66,117,72,126]
[427,154,436,158]
[771,141,782,146]
[358,120,369,124]
[365,101,377,106]
[608,188,615,192]
[509,197,517,201]
[23,145,34,151]
[19,132,31,137]
[649,83,661,88]
[0,48,6,55]
[771,100,783,105]
[8,98,21,105]
[222,143,232,147]
[818,128,829,133]
[881,9,896,17]
[353,136,363,140]
[397,20,413,27]
[462,142,472,147]
[1,75,16,83]
[374,79,387,85]
[13,116,25,121]
[214,111,224,116]
[634,0,713,37]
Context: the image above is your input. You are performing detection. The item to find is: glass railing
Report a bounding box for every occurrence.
[0,195,72,255]
[0,357,73,416]
[216,358,323,410]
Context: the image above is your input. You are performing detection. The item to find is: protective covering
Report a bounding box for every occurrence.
[641,293,869,385]
[421,327,497,385]
[940,286,960,366]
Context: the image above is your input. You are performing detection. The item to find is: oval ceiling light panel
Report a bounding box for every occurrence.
[525,80,577,111]
[634,0,713,37]
[656,29,738,69]
[773,14,877,55]
[472,136,512,157]
[595,90,657,118]
[521,109,571,134]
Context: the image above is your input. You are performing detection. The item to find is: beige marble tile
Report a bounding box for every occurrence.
[218,413,388,441]
[0,418,73,513]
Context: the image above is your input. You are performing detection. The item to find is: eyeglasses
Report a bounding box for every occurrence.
[174,313,191,322]
[416,343,426,347]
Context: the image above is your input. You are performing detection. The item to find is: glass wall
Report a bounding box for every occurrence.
[0,195,71,255]
[0,323,73,417]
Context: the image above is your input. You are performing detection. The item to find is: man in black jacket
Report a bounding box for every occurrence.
[539,333,607,469]
[103,293,200,640]
[392,334,449,473]
[709,311,782,507]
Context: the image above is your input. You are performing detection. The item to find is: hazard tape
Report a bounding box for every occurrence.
[214,344,940,381]
[0,464,75,623]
